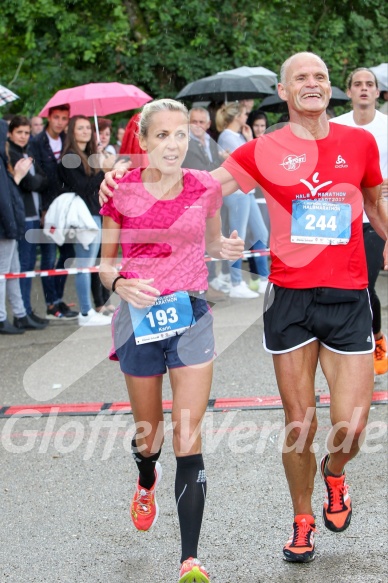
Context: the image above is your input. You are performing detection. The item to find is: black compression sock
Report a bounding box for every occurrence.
[175,454,207,563]
[132,436,161,490]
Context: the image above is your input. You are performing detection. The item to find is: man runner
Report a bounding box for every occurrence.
[331,67,388,376]
[99,52,388,564]
[216,52,387,562]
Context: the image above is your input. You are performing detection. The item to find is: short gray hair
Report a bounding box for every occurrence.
[280,52,329,84]
[189,107,210,122]
[138,99,189,137]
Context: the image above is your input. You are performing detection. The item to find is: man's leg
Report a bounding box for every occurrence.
[319,348,374,473]
[273,341,319,563]
[363,223,387,375]
[40,236,59,307]
[273,341,319,516]
[318,347,373,532]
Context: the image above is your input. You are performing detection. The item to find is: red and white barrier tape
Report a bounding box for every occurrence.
[0,249,271,280]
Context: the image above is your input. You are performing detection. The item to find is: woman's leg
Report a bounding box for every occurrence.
[222,193,249,285]
[246,193,269,279]
[0,239,26,321]
[7,240,27,318]
[124,373,165,531]
[169,362,213,563]
[124,374,165,476]
[18,219,39,314]
[74,217,101,314]
[54,242,74,302]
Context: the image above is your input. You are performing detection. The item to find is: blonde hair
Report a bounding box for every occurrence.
[138,99,189,137]
[215,102,245,132]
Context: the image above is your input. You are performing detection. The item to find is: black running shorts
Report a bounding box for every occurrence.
[263,284,373,354]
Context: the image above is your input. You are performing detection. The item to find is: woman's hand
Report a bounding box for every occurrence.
[99,167,130,206]
[218,148,230,160]
[241,124,253,142]
[13,157,33,184]
[220,230,244,260]
[114,277,161,308]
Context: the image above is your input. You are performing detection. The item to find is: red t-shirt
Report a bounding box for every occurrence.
[100,168,222,294]
[222,123,382,289]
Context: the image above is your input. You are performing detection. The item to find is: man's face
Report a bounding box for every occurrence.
[278,55,332,116]
[189,110,210,140]
[30,116,44,136]
[240,99,254,113]
[47,109,70,137]
[347,71,379,108]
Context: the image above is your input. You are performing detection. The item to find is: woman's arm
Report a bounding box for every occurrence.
[100,215,160,307]
[205,211,244,260]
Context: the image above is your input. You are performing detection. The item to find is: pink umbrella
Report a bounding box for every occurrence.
[39,82,152,141]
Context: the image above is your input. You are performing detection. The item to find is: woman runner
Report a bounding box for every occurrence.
[99,99,244,582]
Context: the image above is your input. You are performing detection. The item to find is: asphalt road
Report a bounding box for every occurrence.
[0,272,387,583]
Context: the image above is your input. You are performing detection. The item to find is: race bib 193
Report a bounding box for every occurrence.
[128,291,196,345]
[291,200,351,245]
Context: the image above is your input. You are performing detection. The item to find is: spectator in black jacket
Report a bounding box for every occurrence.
[0,119,45,332]
[29,104,78,320]
[58,115,112,327]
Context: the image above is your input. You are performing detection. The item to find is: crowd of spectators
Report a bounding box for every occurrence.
[0,87,386,335]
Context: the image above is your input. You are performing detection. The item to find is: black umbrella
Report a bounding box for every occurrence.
[258,86,349,113]
[176,73,274,102]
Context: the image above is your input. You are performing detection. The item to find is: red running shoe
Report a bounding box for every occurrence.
[320,454,352,532]
[130,462,162,531]
[283,514,317,563]
[374,334,388,376]
[178,557,210,582]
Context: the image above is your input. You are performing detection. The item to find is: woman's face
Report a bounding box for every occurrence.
[235,107,248,128]
[252,118,267,137]
[9,125,31,148]
[117,128,125,143]
[139,110,189,175]
[73,119,92,147]
[99,127,111,148]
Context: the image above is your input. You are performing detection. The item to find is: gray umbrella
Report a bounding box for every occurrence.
[258,86,349,112]
[369,63,388,91]
[217,66,278,87]
[176,73,274,102]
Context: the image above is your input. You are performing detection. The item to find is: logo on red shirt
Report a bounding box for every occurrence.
[280,154,306,171]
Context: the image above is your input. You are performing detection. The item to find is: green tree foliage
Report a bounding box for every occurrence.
[0,0,386,115]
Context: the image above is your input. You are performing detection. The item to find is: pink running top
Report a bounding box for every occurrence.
[100,167,222,295]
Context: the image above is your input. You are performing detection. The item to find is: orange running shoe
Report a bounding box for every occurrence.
[130,461,162,531]
[178,557,210,583]
[283,514,317,563]
[320,454,352,532]
[374,334,388,376]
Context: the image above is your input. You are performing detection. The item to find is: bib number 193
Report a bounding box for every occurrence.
[145,307,178,328]
[128,291,195,344]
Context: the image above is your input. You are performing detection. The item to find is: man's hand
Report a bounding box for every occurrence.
[13,157,33,184]
[99,167,130,206]
[219,230,244,260]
